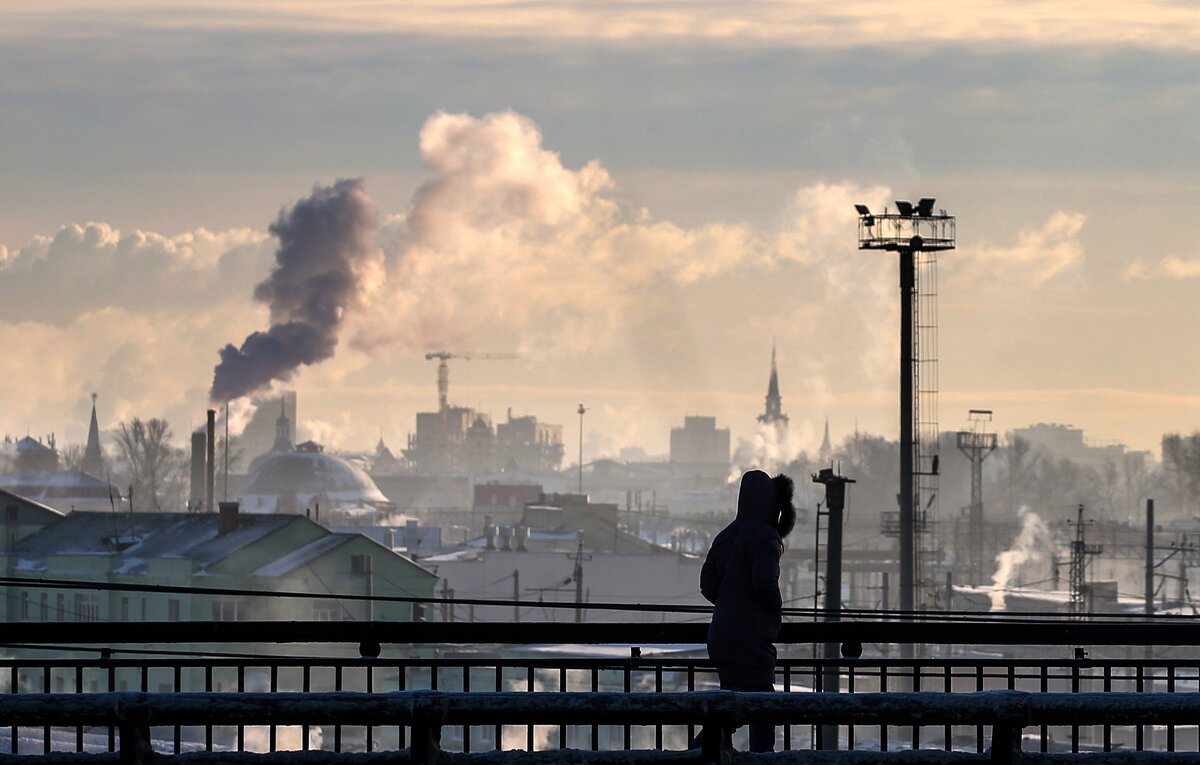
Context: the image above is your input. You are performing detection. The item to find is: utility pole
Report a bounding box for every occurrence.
[1067,504,1103,618]
[1146,498,1155,616]
[813,467,855,751]
[574,538,585,624]
[577,404,586,495]
[513,569,521,623]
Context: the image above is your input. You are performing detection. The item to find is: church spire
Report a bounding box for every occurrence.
[82,392,104,477]
[819,416,832,466]
[271,398,294,453]
[757,344,789,428]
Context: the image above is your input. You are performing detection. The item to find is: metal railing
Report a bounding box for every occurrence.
[5,690,1200,764]
[3,620,1200,758]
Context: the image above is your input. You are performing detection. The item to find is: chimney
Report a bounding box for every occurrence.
[484,515,496,550]
[205,409,216,514]
[499,525,513,551]
[218,501,240,536]
[384,528,396,549]
[515,524,528,552]
[406,518,419,548]
[189,431,206,511]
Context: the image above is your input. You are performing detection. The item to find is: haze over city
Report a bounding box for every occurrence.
[1,0,1196,459]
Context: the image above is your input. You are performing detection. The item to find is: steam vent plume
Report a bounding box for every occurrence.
[210,178,382,402]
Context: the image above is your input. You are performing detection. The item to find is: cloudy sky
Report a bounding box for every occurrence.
[0,0,1196,459]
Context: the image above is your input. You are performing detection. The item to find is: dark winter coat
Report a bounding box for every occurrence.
[700,470,784,686]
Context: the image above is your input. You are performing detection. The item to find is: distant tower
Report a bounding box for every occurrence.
[81,392,104,477]
[757,345,789,429]
[956,409,997,584]
[818,417,833,466]
[271,400,294,453]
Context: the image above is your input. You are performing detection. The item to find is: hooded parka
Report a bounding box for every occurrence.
[700,469,783,687]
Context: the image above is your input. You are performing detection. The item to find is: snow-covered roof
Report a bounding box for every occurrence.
[15,436,53,453]
[0,471,118,498]
[251,533,356,577]
[9,511,298,570]
[0,487,65,517]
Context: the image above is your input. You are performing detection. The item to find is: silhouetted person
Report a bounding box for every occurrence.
[698,469,795,753]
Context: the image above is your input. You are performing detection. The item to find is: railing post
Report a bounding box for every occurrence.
[699,720,732,765]
[989,724,1021,764]
[118,725,153,765]
[411,720,442,765]
[411,691,443,765]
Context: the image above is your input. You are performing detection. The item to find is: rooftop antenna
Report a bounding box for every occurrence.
[854,198,955,617]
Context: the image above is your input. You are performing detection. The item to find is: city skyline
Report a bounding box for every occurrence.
[1,1,1196,457]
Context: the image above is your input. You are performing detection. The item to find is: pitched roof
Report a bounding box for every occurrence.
[9,511,298,570]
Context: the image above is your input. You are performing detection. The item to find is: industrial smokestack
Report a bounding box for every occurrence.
[189,431,206,512]
[206,409,216,514]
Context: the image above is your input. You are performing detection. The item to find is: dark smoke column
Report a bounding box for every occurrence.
[210,179,382,402]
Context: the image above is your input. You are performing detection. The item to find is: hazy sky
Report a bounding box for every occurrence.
[0,0,1196,459]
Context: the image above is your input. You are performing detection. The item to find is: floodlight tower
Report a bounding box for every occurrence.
[854,198,955,615]
[957,409,997,584]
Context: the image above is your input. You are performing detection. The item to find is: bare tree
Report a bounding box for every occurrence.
[59,443,86,473]
[1001,435,1039,511]
[115,418,183,511]
[1162,432,1200,515]
[1122,451,1154,517]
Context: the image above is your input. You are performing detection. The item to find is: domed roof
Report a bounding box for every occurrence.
[238,448,388,504]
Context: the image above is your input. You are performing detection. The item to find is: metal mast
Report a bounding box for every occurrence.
[854,199,955,613]
[423,351,519,412]
[957,409,997,584]
[1067,504,1103,618]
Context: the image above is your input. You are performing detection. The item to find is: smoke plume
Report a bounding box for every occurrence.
[989,506,1053,611]
[210,179,383,402]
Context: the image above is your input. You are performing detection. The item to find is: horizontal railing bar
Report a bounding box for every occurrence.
[5,690,1200,728]
[3,657,1199,672]
[4,621,1200,646]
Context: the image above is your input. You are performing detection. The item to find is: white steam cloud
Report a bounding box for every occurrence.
[1124,253,1200,280]
[989,506,1053,611]
[355,110,766,356]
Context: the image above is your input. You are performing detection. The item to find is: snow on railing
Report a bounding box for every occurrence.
[5,690,1200,764]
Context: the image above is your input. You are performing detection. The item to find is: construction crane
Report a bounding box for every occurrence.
[424,352,519,412]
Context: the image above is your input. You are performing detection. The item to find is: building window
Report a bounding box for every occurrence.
[168,599,181,622]
[56,593,65,621]
[312,600,342,621]
[39,592,48,621]
[210,600,248,621]
[75,594,99,623]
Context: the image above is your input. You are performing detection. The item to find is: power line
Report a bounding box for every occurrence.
[0,574,1189,623]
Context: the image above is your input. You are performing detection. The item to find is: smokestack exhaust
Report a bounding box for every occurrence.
[206,409,216,514]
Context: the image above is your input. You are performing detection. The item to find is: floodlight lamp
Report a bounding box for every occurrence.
[854,204,871,215]
[917,198,935,217]
[895,200,914,217]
